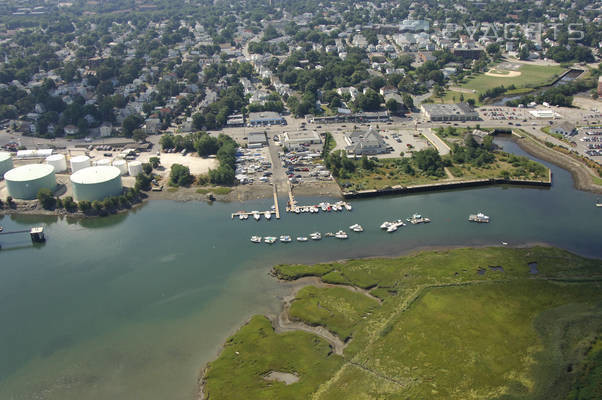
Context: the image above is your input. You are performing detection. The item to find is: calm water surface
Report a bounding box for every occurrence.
[0,138,600,399]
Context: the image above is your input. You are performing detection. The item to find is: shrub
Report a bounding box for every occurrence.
[37,188,56,210]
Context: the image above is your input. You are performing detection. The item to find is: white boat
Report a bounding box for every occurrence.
[242,214,249,220]
[320,203,328,211]
[408,213,430,224]
[349,224,363,232]
[297,236,308,242]
[335,230,348,239]
[501,241,508,246]
[264,236,277,244]
[380,221,392,229]
[264,211,272,220]
[252,211,261,221]
[387,224,398,233]
[239,214,246,220]
[250,236,262,243]
[310,232,322,240]
[280,235,292,243]
[469,212,490,223]
[344,203,352,211]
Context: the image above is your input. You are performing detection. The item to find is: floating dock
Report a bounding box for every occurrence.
[0,226,46,248]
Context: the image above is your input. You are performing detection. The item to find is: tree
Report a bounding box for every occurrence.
[149,157,160,169]
[132,129,148,143]
[386,98,401,114]
[402,94,414,111]
[169,164,194,187]
[135,173,152,191]
[122,114,144,137]
[160,134,175,150]
[37,188,56,209]
[142,163,153,175]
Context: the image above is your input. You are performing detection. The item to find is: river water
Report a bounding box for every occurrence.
[0,138,600,399]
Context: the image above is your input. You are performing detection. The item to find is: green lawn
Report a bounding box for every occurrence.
[206,247,602,400]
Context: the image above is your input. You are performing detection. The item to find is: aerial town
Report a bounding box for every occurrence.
[0,1,601,400]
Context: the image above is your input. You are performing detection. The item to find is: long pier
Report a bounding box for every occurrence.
[0,226,46,246]
[272,184,280,219]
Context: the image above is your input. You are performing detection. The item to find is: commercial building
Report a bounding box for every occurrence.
[420,103,480,122]
[248,131,268,148]
[550,121,577,136]
[345,128,391,155]
[247,112,286,127]
[4,164,56,200]
[529,109,560,119]
[282,131,322,151]
[226,114,245,127]
[306,111,390,124]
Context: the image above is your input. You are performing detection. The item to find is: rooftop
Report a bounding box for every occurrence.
[4,163,55,181]
[70,166,121,184]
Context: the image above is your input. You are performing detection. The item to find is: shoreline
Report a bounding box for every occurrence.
[511,134,602,195]
[196,240,589,399]
[1,135,599,221]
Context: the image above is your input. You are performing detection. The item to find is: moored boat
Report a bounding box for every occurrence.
[296,236,308,242]
[469,212,490,223]
[250,236,262,243]
[264,211,272,220]
[310,232,322,240]
[252,211,261,221]
[349,223,363,232]
[264,236,277,244]
[280,235,292,243]
[335,230,348,239]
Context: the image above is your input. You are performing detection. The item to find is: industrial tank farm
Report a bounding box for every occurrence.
[0,151,13,177]
[4,164,57,200]
[45,154,67,173]
[70,155,90,173]
[70,166,123,202]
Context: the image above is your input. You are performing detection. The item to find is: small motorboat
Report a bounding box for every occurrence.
[264,236,277,244]
[252,211,261,221]
[279,235,292,243]
[264,211,272,220]
[296,236,308,242]
[387,224,398,233]
[349,224,363,232]
[250,236,262,243]
[344,203,352,211]
[324,232,335,238]
[335,230,348,239]
[310,232,322,240]
[380,221,392,230]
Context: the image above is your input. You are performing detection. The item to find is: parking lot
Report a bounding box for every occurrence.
[575,126,602,159]
[235,146,273,185]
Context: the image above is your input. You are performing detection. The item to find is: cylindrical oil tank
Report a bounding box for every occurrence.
[4,164,56,200]
[112,159,128,175]
[70,155,90,173]
[70,166,123,202]
[0,151,13,178]
[127,161,143,177]
[45,154,67,173]
[94,158,111,167]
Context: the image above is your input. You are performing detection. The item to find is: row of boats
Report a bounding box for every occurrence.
[290,201,352,214]
[237,209,275,221]
[250,224,364,243]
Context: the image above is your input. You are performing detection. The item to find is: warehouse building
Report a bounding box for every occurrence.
[248,131,268,148]
[282,131,322,151]
[247,112,286,127]
[420,103,480,122]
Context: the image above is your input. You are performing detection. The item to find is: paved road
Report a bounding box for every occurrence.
[267,139,289,195]
[422,128,451,155]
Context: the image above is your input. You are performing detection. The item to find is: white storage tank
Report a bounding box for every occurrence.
[94,158,111,167]
[0,151,13,178]
[70,155,90,173]
[127,160,143,177]
[112,159,128,175]
[70,166,123,202]
[4,164,56,200]
[45,154,67,173]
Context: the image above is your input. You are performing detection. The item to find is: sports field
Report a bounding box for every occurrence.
[462,63,566,93]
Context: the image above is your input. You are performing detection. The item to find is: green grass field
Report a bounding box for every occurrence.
[462,64,566,93]
[203,247,602,399]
